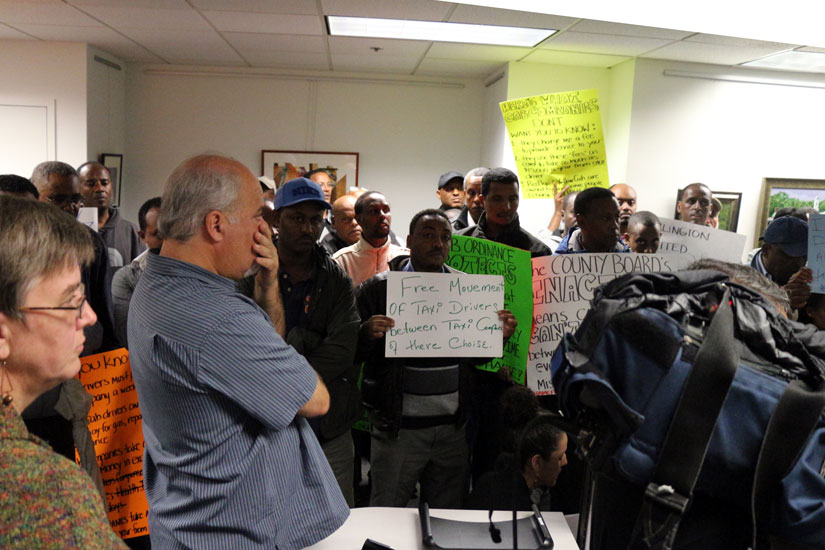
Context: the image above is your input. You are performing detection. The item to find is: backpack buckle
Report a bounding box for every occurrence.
[644,482,690,514]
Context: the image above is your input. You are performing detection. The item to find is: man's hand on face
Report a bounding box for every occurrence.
[498,309,518,340]
[785,266,813,310]
[362,315,395,341]
[253,219,279,289]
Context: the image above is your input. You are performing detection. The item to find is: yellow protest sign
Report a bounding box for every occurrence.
[500,89,608,199]
[78,348,149,540]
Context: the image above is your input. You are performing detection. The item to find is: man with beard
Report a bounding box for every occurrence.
[333,191,408,287]
[269,178,361,506]
[77,161,144,269]
[452,167,488,231]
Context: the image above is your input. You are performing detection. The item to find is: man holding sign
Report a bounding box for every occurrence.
[356,208,517,508]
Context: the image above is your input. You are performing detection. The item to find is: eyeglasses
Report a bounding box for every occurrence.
[19,284,88,321]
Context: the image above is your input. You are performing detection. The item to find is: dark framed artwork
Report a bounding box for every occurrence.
[756,178,825,237]
[260,150,359,200]
[672,188,741,231]
[101,153,123,207]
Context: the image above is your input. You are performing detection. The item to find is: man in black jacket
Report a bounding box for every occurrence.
[457,167,551,258]
[356,208,517,508]
[272,177,362,506]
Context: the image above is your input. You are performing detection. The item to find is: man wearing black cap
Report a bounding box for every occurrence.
[750,215,812,310]
[437,171,465,223]
[270,177,362,506]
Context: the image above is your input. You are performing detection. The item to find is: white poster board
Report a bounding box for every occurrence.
[528,253,692,395]
[385,271,504,358]
[658,218,747,263]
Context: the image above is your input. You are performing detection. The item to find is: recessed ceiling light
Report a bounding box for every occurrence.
[742,50,825,73]
[325,16,555,48]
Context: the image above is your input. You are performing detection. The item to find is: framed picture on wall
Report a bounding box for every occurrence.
[101,153,123,207]
[757,178,825,237]
[261,150,359,200]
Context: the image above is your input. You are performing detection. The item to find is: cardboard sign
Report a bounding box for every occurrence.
[809,214,825,293]
[78,348,149,540]
[385,271,504,358]
[658,218,747,264]
[528,253,692,395]
[500,89,608,199]
[446,236,532,384]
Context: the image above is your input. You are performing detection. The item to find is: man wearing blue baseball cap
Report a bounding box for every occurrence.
[750,215,812,310]
[272,177,362,506]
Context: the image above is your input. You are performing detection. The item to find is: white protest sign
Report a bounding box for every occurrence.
[528,253,692,395]
[385,271,504,358]
[77,207,98,231]
[658,218,747,263]
[809,214,825,293]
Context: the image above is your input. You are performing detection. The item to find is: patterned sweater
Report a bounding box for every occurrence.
[0,402,126,549]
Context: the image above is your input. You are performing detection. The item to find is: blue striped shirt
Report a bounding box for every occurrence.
[128,253,348,550]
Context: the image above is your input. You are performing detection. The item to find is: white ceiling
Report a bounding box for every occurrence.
[0,0,815,78]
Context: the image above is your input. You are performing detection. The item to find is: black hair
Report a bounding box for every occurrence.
[354,190,385,217]
[774,207,810,222]
[0,174,39,199]
[679,182,711,201]
[408,208,450,236]
[517,413,566,471]
[77,160,107,174]
[627,210,660,229]
[137,196,162,232]
[573,186,616,216]
[686,259,791,316]
[481,167,519,197]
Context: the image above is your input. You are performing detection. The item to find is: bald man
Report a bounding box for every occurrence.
[321,195,362,256]
[610,183,637,233]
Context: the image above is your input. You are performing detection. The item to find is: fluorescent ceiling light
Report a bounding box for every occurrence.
[326,16,555,48]
[742,51,825,74]
[440,0,825,49]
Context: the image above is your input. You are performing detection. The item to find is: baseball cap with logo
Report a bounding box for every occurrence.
[273,178,332,211]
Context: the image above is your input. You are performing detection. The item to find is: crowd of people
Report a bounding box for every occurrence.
[0,155,817,549]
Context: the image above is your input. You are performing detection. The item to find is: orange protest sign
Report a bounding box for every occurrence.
[78,348,149,539]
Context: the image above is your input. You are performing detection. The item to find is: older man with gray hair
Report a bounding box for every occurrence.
[128,155,348,550]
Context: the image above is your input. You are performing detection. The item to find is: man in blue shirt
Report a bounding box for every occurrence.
[129,155,348,550]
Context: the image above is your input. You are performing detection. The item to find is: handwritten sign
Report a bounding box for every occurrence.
[809,214,825,293]
[658,218,747,264]
[385,271,504,358]
[446,236,532,384]
[500,89,608,199]
[78,348,149,540]
[528,253,692,395]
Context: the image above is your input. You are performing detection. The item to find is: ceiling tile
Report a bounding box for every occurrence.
[331,53,419,74]
[191,0,317,14]
[0,22,33,38]
[321,0,452,21]
[641,41,791,65]
[415,57,502,78]
[13,22,164,62]
[68,0,188,8]
[449,4,577,30]
[520,49,631,68]
[569,19,693,40]
[684,33,795,49]
[118,28,243,64]
[224,32,326,53]
[241,50,329,70]
[328,36,429,57]
[426,42,530,63]
[0,0,101,26]
[202,11,322,34]
[88,6,211,31]
[540,31,674,57]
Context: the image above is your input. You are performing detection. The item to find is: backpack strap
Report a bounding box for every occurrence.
[628,287,739,550]
[751,379,825,550]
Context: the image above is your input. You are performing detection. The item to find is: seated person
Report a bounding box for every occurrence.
[0,196,126,549]
[468,407,568,511]
[623,211,662,254]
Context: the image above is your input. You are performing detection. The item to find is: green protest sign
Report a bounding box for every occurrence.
[446,235,533,384]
